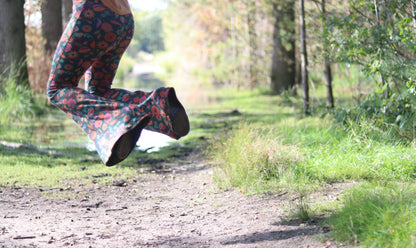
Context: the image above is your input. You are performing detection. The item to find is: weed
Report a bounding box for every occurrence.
[287,193,312,223]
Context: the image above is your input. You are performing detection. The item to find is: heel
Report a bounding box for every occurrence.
[168,88,190,138]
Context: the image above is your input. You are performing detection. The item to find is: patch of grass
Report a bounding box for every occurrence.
[0,146,140,188]
[285,193,312,223]
[0,122,208,188]
[303,136,416,182]
[0,75,36,124]
[211,123,307,194]
[209,87,416,191]
[327,183,416,247]
[0,70,52,125]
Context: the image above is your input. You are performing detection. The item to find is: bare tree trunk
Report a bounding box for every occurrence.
[374,0,380,24]
[247,0,258,90]
[322,0,334,108]
[374,0,389,98]
[41,0,63,54]
[299,0,309,115]
[231,16,239,87]
[0,0,28,84]
[324,57,333,107]
[62,0,73,27]
[270,1,296,94]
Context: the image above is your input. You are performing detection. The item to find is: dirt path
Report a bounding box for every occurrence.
[0,153,344,248]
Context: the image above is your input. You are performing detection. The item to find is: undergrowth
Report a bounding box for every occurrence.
[332,91,416,143]
[0,71,50,125]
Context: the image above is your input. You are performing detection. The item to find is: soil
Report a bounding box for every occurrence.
[0,151,349,248]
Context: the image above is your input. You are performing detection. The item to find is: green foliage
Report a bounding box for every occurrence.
[332,92,416,142]
[327,183,416,247]
[126,11,165,56]
[327,0,416,91]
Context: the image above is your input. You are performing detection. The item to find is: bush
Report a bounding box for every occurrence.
[332,92,416,143]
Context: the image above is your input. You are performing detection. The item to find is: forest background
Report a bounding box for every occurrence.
[2,0,416,247]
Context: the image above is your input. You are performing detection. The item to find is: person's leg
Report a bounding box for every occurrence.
[84,53,151,104]
[47,0,149,165]
[87,70,189,139]
[137,87,190,139]
[85,50,190,140]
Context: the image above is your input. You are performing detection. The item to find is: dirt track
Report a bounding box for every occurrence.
[0,152,344,248]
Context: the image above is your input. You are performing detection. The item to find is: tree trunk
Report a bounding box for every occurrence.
[324,57,333,108]
[41,0,63,54]
[247,0,258,90]
[322,0,334,108]
[230,16,239,88]
[62,0,73,27]
[299,0,309,115]
[0,0,28,84]
[374,0,390,98]
[270,1,296,94]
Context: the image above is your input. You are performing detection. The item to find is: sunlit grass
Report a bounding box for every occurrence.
[0,147,141,188]
[209,85,416,187]
[206,84,416,246]
[327,183,416,248]
[304,138,416,182]
[211,124,307,194]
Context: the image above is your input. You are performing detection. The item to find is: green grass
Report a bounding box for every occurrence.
[0,129,206,188]
[207,87,416,187]
[0,112,206,189]
[211,124,306,194]
[327,183,416,248]
[304,137,416,182]
[0,146,137,188]
[203,85,416,246]
[0,70,52,125]
[0,75,36,124]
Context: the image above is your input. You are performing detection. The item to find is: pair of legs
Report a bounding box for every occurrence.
[47,0,189,166]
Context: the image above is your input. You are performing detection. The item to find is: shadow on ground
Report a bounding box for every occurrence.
[221,227,320,245]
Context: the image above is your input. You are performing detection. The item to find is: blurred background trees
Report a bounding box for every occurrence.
[1,0,416,114]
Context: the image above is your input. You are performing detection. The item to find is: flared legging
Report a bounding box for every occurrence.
[47,0,180,165]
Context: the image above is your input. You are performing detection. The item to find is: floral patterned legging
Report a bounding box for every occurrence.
[47,0,178,165]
